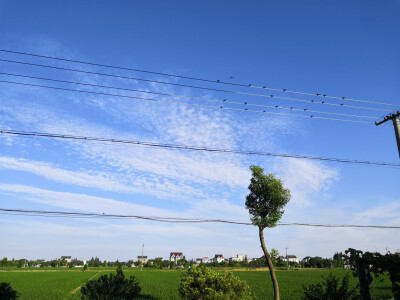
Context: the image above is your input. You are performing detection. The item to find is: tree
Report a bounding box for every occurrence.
[344,248,380,300]
[344,248,400,300]
[0,258,8,267]
[0,282,19,299]
[302,273,358,300]
[81,268,141,299]
[177,258,187,266]
[179,265,256,300]
[245,165,291,300]
[270,249,279,266]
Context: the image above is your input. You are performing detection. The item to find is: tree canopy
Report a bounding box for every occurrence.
[245,165,291,229]
[179,265,256,300]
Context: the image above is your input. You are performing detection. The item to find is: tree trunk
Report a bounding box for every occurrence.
[356,259,371,300]
[259,226,280,300]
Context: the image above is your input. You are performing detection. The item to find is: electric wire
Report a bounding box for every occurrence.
[0,72,377,120]
[0,80,375,124]
[0,48,396,108]
[1,128,399,167]
[1,209,399,229]
[0,58,393,113]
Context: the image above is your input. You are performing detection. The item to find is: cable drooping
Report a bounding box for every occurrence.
[1,128,399,167]
[0,80,375,124]
[0,48,397,107]
[1,208,399,229]
[0,72,378,120]
[0,58,393,113]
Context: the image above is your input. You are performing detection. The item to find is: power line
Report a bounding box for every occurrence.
[0,72,377,120]
[1,128,399,167]
[1,208,399,229]
[0,58,392,113]
[0,80,375,124]
[0,48,396,108]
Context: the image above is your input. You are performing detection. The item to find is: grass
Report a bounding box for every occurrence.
[0,270,100,300]
[0,267,394,299]
[234,269,393,300]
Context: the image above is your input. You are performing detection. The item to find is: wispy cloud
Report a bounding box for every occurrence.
[0,184,176,216]
[0,39,354,261]
[277,158,339,205]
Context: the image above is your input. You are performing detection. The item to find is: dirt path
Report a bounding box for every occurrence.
[69,271,102,295]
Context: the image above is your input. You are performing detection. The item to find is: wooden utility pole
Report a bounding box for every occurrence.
[375,111,400,158]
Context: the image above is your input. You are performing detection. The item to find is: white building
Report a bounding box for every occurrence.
[170,252,184,264]
[213,254,224,263]
[137,256,148,264]
[60,256,72,263]
[301,256,312,264]
[202,257,210,264]
[230,254,245,262]
[278,255,299,264]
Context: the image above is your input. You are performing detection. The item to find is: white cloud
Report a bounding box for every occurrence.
[277,158,339,205]
[353,201,400,225]
[0,184,175,216]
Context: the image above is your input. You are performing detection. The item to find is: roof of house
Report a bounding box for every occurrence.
[137,256,147,259]
[278,255,298,259]
[170,252,183,256]
[61,256,71,259]
[214,254,223,257]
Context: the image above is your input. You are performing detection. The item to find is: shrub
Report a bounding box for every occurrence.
[81,268,141,300]
[302,273,358,300]
[0,282,19,300]
[179,265,256,300]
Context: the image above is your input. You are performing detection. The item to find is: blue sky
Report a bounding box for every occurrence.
[0,0,399,261]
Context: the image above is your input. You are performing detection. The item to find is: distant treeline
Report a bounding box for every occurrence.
[0,252,345,269]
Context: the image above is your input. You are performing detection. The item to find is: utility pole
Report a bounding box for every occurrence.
[375,111,400,158]
[141,243,144,272]
[285,246,288,270]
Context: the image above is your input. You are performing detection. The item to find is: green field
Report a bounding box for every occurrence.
[0,268,394,299]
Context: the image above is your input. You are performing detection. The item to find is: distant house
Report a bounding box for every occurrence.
[170,252,184,264]
[278,255,299,264]
[230,254,245,262]
[195,258,202,264]
[60,256,72,263]
[202,257,210,264]
[213,254,224,263]
[301,256,312,264]
[37,259,46,263]
[137,256,148,264]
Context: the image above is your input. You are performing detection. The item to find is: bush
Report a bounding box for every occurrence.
[81,268,141,300]
[0,282,19,300]
[302,273,358,300]
[179,265,256,300]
